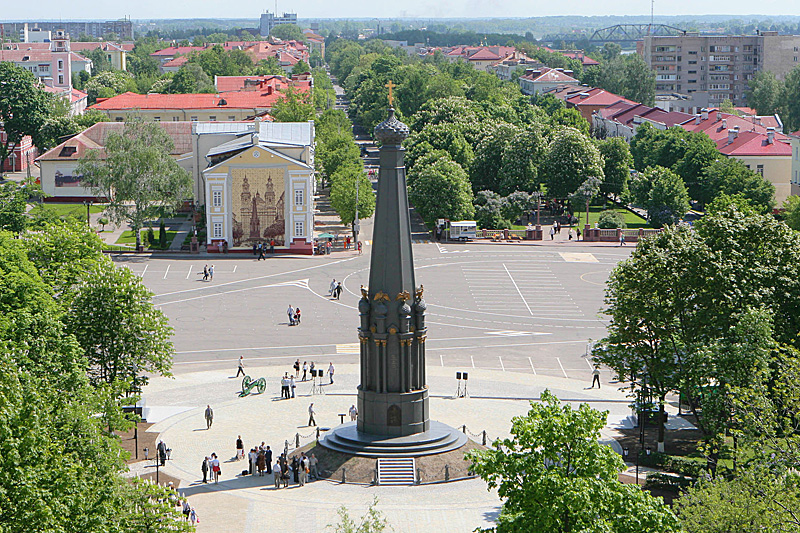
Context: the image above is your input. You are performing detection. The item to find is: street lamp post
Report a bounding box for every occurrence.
[83,200,93,227]
[354,170,361,244]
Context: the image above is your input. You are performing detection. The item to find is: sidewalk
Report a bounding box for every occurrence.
[138,363,633,532]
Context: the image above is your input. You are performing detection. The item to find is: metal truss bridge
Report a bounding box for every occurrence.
[549,24,687,44]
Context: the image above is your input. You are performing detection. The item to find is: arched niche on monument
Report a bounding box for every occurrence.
[387,404,401,426]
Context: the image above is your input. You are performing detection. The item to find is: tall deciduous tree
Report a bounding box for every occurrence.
[598,54,656,106]
[407,155,474,225]
[542,127,604,198]
[67,257,174,387]
[467,390,679,533]
[271,86,315,122]
[0,63,52,172]
[747,70,783,116]
[597,137,633,200]
[698,157,775,212]
[77,119,192,249]
[330,162,375,235]
[639,166,690,227]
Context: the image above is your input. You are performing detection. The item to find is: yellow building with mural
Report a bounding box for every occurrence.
[203,121,315,254]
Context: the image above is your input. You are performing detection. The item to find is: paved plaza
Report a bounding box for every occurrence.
[118,240,637,531]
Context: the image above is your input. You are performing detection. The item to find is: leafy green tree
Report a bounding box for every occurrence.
[292,59,311,76]
[66,257,174,387]
[600,42,622,61]
[551,107,589,136]
[330,163,375,234]
[782,66,800,132]
[640,166,690,227]
[473,190,510,229]
[254,57,285,76]
[0,182,29,233]
[0,63,52,173]
[467,390,679,533]
[597,210,626,229]
[406,122,475,173]
[168,63,214,93]
[598,54,656,106]
[569,176,602,226]
[84,70,137,104]
[531,92,565,115]
[271,86,315,122]
[497,125,547,195]
[500,191,532,223]
[698,158,775,212]
[542,127,604,198]
[316,132,361,183]
[270,23,305,42]
[187,45,254,77]
[747,70,783,116]
[77,119,192,250]
[783,195,800,230]
[470,122,521,193]
[407,155,474,225]
[330,497,388,533]
[597,137,633,200]
[84,46,114,74]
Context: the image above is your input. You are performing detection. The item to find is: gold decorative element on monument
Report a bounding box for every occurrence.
[389,327,397,334]
[370,326,376,333]
[415,285,424,300]
[385,80,396,107]
[396,290,410,301]
[360,285,369,299]
[374,291,390,302]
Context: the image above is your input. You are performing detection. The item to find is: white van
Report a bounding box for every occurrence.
[449,221,477,241]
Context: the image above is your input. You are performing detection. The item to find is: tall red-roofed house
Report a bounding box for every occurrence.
[518,67,579,96]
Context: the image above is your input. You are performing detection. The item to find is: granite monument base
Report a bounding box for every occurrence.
[319,420,468,458]
[357,388,429,436]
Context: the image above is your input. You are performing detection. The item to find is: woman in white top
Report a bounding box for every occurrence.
[210,453,221,483]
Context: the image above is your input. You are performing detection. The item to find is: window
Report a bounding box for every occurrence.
[294,221,304,237]
[154,117,161,122]
[213,222,223,238]
[757,165,764,176]
[209,116,216,121]
[115,117,124,122]
[212,190,222,208]
[294,189,304,206]
[173,117,179,121]
[190,116,198,122]
[57,59,63,70]
[228,116,235,121]
[58,75,63,84]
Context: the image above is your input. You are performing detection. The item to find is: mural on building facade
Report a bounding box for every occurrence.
[54,168,90,188]
[230,168,285,247]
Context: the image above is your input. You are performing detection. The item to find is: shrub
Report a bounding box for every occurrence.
[158,220,167,248]
[146,226,155,245]
[597,210,627,229]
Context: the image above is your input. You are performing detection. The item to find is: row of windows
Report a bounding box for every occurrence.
[212,220,306,239]
[153,116,238,122]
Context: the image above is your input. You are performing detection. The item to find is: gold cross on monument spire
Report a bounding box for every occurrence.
[385,80,396,108]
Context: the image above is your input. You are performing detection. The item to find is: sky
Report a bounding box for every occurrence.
[1,0,797,21]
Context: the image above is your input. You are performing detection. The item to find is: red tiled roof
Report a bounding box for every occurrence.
[89,91,286,111]
[562,51,600,66]
[214,75,311,94]
[151,46,206,57]
[468,48,502,61]
[681,111,781,142]
[37,121,193,162]
[565,87,634,108]
[716,130,791,157]
[162,56,189,68]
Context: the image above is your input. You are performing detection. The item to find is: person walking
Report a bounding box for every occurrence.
[236,435,244,460]
[568,229,574,241]
[189,507,198,526]
[308,403,317,426]
[549,226,555,240]
[273,459,282,488]
[357,241,362,254]
[591,365,601,389]
[329,279,337,296]
[204,405,213,429]
[293,359,300,377]
[209,264,215,281]
[201,456,209,483]
[290,375,296,398]
[302,361,308,381]
[619,233,626,246]
[182,499,191,521]
[349,404,358,421]
[202,264,209,281]
[236,355,245,377]
[295,307,301,324]
[287,304,295,326]
[309,361,316,378]
[328,362,335,384]
[576,227,582,241]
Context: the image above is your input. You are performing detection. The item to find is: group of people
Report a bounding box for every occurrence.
[329,279,343,300]
[279,373,296,399]
[200,453,222,484]
[253,240,276,260]
[201,264,215,281]
[234,440,321,487]
[287,304,302,326]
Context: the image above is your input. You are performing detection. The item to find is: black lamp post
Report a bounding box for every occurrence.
[83,200,93,226]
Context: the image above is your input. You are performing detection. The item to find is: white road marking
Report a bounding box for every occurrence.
[471,355,475,369]
[503,263,533,315]
[559,252,598,263]
[336,343,360,354]
[529,357,536,375]
[233,265,237,273]
[586,357,595,369]
[440,354,444,367]
[485,330,547,337]
[140,264,148,278]
[557,357,568,378]
[163,264,170,279]
[499,356,505,371]
[186,265,193,279]
[156,279,310,306]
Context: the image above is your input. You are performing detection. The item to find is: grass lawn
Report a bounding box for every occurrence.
[575,205,651,229]
[115,229,178,249]
[29,203,106,218]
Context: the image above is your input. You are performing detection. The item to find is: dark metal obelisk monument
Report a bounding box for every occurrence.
[320,87,466,457]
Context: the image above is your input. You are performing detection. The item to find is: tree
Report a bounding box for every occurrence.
[698,158,775,212]
[500,191,533,224]
[782,66,800,132]
[270,23,305,42]
[598,54,656,106]
[330,497,388,533]
[641,166,690,227]
[597,210,626,229]
[474,190,509,229]
[783,195,800,230]
[330,163,375,234]
[292,59,311,76]
[600,42,622,61]
[569,176,602,226]
[84,46,114,74]
[597,137,633,200]
[747,70,783,116]
[0,182,29,233]
[66,257,174,388]
[551,108,589,136]
[542,127,604,198]
[467,390,679,533]
[77,119,192,250]
[407,155,474,225]
[168,63,214,93]
[271,86,315,122]
[84,70,137,104]
[0,63,52,173]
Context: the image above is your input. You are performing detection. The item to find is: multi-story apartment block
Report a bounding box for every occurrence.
[643,31,800,107]
[2,20,133,41]
[259,11,298,37]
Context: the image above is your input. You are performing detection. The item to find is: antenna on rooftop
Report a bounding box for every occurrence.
[650,0,655,34]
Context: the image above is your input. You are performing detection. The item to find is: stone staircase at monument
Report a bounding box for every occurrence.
[377,458,416,485]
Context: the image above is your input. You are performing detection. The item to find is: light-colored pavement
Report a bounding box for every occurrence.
[136,363,637,532]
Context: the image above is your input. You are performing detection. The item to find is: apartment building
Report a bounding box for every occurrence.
[642,32,800,107]
[259,11,298,37]
[2,20,133,41]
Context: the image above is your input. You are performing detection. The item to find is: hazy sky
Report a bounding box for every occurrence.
[2,0,797,21]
